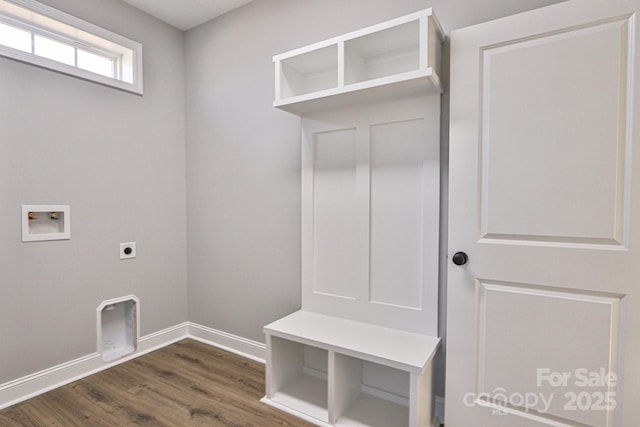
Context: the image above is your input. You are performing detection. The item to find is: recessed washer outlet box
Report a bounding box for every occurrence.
[97,295,139,362]
[21,205,70,242]
[120,242,136,259]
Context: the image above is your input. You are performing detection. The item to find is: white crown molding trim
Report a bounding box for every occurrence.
[187,322,266,363]
[0,321,266,410]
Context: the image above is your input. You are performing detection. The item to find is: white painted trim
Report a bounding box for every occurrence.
[302,366,328,381]
[0,0,143,94]
[264,394,441,427]
[434,395,445,425]
[361,384,409,407]
[0,320,441,426]
[0,321,267,410]
[272,8,434,61]
[187,322,266,363]
[260,397,331,427]
[0,322,188,410]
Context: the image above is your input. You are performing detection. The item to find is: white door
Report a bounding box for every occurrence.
[446,0,640,426]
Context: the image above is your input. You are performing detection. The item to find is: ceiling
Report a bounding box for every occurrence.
[121,0,254,31]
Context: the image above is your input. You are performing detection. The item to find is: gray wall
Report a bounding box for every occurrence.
[185,0,564,398]
[0,0,187,383]
[0,0,564,397]
[185,0,433,349]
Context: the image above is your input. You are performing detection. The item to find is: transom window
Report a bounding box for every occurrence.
[0,0,143,94]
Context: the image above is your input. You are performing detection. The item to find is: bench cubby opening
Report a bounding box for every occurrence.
[267,336,329,423]
[333,354,411,427]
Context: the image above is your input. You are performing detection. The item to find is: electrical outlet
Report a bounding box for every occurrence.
[120,242,136,260]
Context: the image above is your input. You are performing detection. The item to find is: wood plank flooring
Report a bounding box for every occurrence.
[0,339,315,426]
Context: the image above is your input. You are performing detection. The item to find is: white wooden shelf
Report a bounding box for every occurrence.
[273,9,444,115]
[262,311,440,427]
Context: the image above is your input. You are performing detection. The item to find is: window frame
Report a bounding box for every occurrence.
[0,0,143,94]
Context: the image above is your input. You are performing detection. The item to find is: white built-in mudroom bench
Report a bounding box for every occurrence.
[262,9,444,427]
[264,311,440,427]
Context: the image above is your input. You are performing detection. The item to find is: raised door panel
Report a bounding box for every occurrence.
[477,282,622,426]
[313,128,358,299]
[370,119,426,309]
[481,19,630,246]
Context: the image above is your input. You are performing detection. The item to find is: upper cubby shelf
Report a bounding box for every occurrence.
[273,8,444,114]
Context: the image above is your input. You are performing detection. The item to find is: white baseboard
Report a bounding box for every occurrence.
[0,322,188,410]
[1,320,436,424]
[435,394,445,424]
[187,322,266,363]
[0,321,265,410]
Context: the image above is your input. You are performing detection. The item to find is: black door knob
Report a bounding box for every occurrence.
[452,252,468,266]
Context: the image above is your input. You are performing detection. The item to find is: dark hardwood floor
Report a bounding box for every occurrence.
[0,339,314,426]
